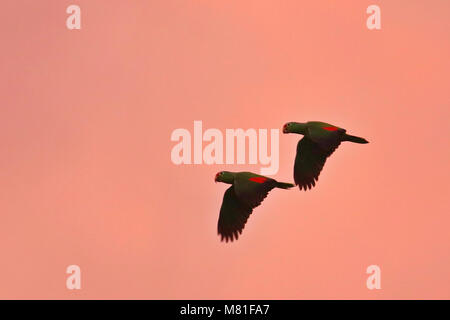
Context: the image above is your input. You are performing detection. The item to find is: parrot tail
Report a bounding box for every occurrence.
[342,134,369,144]
[276,182,295,189]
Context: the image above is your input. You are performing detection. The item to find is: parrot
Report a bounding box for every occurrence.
[283,121,369,190]
[215,171,294,242]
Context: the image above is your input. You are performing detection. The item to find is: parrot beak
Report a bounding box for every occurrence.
[282,123,288,133]
[214,173,219,183]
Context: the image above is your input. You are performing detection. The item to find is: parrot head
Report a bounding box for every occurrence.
[215,171,235,184]
[283,122,307,135]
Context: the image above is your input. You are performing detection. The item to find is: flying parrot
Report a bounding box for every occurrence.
[215,171,294,242]
[283,121,369,190]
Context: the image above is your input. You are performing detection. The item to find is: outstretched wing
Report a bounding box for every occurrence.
[217,186,253,242]
[294,137,341,190]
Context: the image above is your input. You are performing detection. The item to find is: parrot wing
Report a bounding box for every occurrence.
[294,136,341,190]
[233,173,278,208]
[306,122,346,150]
[217,186,253,242]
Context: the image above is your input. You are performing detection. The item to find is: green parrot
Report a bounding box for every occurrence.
[283,121,369,190]
[215,171,294,242]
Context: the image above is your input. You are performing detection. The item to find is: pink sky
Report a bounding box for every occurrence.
[0,0,449,299]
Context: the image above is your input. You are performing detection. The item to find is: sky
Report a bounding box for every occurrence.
[0,0,449,299]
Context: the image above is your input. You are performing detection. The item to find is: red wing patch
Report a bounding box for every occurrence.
[323,126,338,131]
[249,177,267,184]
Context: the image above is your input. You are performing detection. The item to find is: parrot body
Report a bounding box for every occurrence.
[215,171,294,242]
[283,121,368,190]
